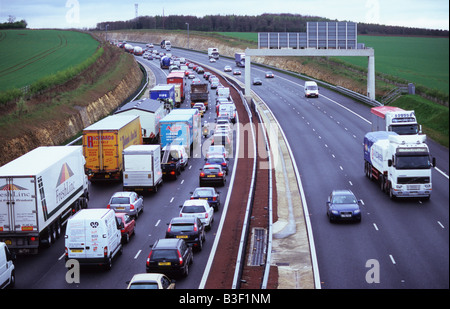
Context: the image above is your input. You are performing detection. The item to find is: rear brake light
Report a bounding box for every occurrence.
[130,204,135,210]
[107,204,110,209]
[221,162,226,166]
[167,224,172,232]
[212,196,217,201]
[205,213,209,218]
[218,172,223,176]
[194,223,198,232]
[200,172,205,177]
[177,250,183,266]
[104,246,108,257]
[146,251,152,266]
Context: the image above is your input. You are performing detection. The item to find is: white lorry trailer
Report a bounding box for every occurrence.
[0,146,89,254]
[371,106,421,135]
[122,145,163,192]
[364,132,435,199]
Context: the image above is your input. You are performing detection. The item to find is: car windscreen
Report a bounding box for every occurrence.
[129,282,159,289]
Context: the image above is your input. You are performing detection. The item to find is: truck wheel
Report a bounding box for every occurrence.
[104,257,112,270]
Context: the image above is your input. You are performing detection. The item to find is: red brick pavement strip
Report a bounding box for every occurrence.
[199,67,278,289]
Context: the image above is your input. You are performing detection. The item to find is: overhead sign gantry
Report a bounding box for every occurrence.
[244,22,376,101]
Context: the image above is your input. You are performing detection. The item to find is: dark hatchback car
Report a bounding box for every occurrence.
[166,217,205,251]
[326,190,362,223]
[146,238,193,277]
[199,164,226,186]
[205,155,229,175]
[190,187,221,211]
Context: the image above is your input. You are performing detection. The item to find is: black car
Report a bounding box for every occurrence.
[146,238,194,277]
[326,190,362,223]
[166,217,205,251]
[205,155,229,174]
[199,164,226,186]
[190,187,221,211]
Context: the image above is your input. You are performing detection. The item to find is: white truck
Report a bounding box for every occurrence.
[0,146,89,254]
[364,131,435,199]
[208,47,219,59]
[122,145,163,193]
[371,106,421,135]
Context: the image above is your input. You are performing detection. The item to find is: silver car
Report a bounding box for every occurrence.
[108,192,144,219]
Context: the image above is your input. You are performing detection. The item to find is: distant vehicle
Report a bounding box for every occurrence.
[124,43,134,53]
[224,66,232,72]
[166,217,206,251]
[205,155,229,175]
[304,81,319,98]
[199,164,226,187]
[233,69,241,75]
[127,273,175,289]
[190,187,221,211]
[206,145,228,159]
[146,238,193,277]
[107,191,144,219]
[326,190,362,223]
[208,47,219,59]
[235,52,245,67]
[115,212,135,243]
[179,199,214,230]
[193,102,206,116]
[133,46,144,56]
[253,77,262,85]
[165,41,172,51]
[370,106,421,135]
[265,71,274,78]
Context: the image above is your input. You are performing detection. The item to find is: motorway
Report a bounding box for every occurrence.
[174,47,449,289]
[13,51,238,289]
[13,44,449,289]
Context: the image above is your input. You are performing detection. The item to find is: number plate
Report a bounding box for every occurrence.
[176,235,188,239]
[158,262,171,266]
[71,249,83,253]
[207,175,216,178]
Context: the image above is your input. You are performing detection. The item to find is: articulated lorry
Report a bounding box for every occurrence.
[83,115,142,181]
[235,52,245,67]
[364,131,435,199]
[150,84,175,111]
[208,47,219,59]
[371,106,421,135]
[190,83,209,109]
[0,146,89,254]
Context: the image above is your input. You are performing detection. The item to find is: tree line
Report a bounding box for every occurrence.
[0,16,27,29]
[96,13,448,37]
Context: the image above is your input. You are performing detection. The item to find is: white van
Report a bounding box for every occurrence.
[304,81,319,98]
[0,242,15,289]
[65,209,123,270]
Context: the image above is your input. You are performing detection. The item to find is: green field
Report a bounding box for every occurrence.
[0,29,99,92]
[216,32,449,95]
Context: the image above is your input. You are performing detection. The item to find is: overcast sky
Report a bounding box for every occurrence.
[1,0,448,31]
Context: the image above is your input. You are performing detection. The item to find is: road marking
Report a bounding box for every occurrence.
[373,223,379,231]
[155,219,161,227]
[181,179,184,185]
[170,197,174,203]
[438,221,445,229]
[389,255,396,265]
[134,250,142,259]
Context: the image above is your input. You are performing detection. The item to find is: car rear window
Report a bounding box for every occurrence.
[111,197,130,204]
[171,224,195,232]
[182,206,206,213]
[151,249,178,260]
[129,282,159,289]
[194,189,214,197]
[204,167,220,174]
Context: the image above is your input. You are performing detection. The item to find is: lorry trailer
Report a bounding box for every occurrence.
[0,146,89,254]
[83,115,142,181]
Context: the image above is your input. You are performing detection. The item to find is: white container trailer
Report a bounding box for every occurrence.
[115,98,167,144]
[122,145,163,193]
[0,146,89,254]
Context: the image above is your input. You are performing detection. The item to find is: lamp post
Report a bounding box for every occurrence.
[185,22,189,49]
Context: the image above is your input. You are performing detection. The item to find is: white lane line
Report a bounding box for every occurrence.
[155,219,161,227]
[389,255,397,265]
[134,250,142,259]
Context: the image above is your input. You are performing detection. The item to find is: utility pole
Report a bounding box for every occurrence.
[186,23,190,49]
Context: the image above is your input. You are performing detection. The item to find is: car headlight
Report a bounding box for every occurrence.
[331,210,339,215]
[353,209,361,214]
